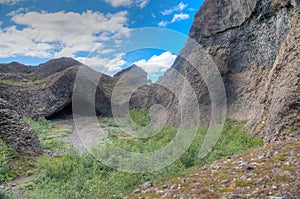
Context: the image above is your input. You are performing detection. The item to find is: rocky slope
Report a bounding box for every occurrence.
[127,137,300,198]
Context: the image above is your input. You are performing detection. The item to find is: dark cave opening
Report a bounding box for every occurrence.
[46,103,73,120]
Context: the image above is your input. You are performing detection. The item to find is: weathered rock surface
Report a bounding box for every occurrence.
[0,59,112,119]
[0,98,42,155]
[151,0,299,142]
[247,18,300,143]
[192,0,257,37]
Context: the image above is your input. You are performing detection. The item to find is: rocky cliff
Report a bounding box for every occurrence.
[247,17,300,143]
[152,0,299,143]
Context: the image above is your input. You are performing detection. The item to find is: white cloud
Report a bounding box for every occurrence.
[104,0,149,8]
[0,0,22,4]
[158,21,169,27]
[6,7,28,16]
[0,10,130,59]
[171,13,190,23]
[134,51,177,74]
[161,2,188,16]
[77,54,126,75]
[158,13,190,27]
[138,0,149,8]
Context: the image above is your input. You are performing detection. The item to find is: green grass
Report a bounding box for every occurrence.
[0,190,14,199]
[0,140,17,182]
[0,78,41,86]
[24,117,73,155]
[99,117,119,127]
[103,80,117,89]
[3,109,262,198]
[0,79,28,86]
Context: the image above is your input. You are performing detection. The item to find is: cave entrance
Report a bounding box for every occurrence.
[46,103,73,120]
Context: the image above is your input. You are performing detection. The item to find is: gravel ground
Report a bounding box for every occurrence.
[126,137,300,199]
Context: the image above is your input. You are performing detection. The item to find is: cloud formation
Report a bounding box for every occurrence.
[0,10,130,58]
[0,0,22,4]
[171,13,190,23]
[158,2,190,27]
[158,21,168,27]
[134,51,177,74]
[104,0,149,8]
[77,54,126,75]
[161,2,188,16]
[158,12,190,27]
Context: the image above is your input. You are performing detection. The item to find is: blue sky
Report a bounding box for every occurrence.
[0,0,204,81]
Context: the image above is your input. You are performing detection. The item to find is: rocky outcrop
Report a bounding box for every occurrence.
[0,59,112,119]
[153,0,299,142]
[247,18,300,143]
[0,57,81,77]
[192,0,257,37]
[0,98,42,155]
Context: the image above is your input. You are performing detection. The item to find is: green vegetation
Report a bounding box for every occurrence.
[2,109,263,198]
[129,107,151,127]
[99,117,119,127]
[0,79,28,86]
[0,78,41,86]
[0,190,14,199]
[103,80,117,89]
[0,140,17,182]
[24,117,73,155]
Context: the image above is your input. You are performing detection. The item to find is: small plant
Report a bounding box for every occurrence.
[0,140,17,182]
[0,190,14,199]
[24,117,73,154]
[129,107,150,127]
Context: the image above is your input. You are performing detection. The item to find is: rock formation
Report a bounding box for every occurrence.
[0,58,112,119]
[145,0,300,143]
[247,17,300,143]
[0,58,113,153]
[0,98,42,155]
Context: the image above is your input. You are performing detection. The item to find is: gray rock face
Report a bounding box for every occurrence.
[247,18,300,143]
[153,0,299,142]
[0,98,42,155]
[192,0,257,37]
[0,61,112,119]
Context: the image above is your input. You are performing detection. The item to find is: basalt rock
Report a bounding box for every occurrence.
[0,98,42,155]
[247,18,300,143]
[153,0,299,142]
[0,59,112,119]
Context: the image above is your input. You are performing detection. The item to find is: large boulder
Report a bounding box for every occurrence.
[0,98,42,155]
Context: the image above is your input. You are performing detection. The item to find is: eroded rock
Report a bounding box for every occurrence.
[0,98,42,155]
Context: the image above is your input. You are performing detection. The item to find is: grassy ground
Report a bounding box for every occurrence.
[0,109,263,198]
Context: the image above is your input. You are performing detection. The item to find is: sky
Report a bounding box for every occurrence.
[0,0,204,81]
